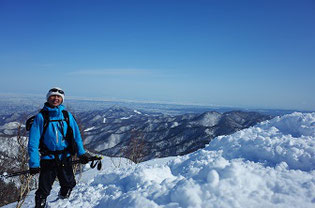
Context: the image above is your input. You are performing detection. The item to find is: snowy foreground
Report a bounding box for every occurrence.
[3,112,315,208]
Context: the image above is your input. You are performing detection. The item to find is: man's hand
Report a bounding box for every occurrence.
[79,153,91,164]
[29,167,40,175]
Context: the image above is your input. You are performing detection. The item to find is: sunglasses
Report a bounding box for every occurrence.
[49,88,65,95]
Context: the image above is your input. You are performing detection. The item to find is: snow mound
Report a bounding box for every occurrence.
[207,112,315,171]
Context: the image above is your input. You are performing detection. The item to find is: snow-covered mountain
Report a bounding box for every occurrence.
[80,106,272,161]
[2,112,314,208]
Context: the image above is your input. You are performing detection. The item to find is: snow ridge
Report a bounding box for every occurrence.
[207,112,315,171]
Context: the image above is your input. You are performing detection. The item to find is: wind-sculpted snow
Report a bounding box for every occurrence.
[207,112,315,171]
[3,112,314,208]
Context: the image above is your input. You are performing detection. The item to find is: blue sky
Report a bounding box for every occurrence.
[0,0,314,111]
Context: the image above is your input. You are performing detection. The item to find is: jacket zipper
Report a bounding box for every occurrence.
[55,125,59,146]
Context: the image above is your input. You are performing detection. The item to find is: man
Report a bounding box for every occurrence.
[28,87,90,208]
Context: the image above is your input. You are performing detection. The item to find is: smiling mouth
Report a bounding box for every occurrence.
[52,100,61,104]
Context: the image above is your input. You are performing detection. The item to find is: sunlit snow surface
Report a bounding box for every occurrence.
[3,112,315,208]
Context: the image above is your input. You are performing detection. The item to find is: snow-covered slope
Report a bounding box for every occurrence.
[82,108,271,161]
[3,112,314,208]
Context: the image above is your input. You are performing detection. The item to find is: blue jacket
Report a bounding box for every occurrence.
[28,103,86,168]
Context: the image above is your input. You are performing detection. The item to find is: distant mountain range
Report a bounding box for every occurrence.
[79,106,273,162]
[0,103,274,163]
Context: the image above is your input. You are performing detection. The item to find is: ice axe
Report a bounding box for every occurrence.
[0,156,103,178]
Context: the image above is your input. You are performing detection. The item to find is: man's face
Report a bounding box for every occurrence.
[48,95,63,107]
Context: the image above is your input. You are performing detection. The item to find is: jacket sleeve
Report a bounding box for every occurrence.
[28,114,44,168]
[68,112,86,156]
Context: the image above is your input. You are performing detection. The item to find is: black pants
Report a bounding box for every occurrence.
[35,157,76,199]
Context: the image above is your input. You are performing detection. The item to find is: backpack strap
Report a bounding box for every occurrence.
[62,110,78,156]
[39,109,50,154]
[62,110,77,155]
[62,110,70,125]
[40,109,50,137]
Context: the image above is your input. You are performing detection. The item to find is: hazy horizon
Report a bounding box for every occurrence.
[0,92,312,112]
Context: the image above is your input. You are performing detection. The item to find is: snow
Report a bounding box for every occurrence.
[134,110,142,114]
[171,122,179,128]
[95,134,122,150]
[84,126,96,132]
[196,112,221,127]
[0,122,21,130]
[91,115,102,122]
[2,112,315,208]
[121,115,133,120]
[206,112,315,171]
[0,136,28,160]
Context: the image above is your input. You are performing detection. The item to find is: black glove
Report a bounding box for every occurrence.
[29,167,40,175]
[79,153,91,164]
